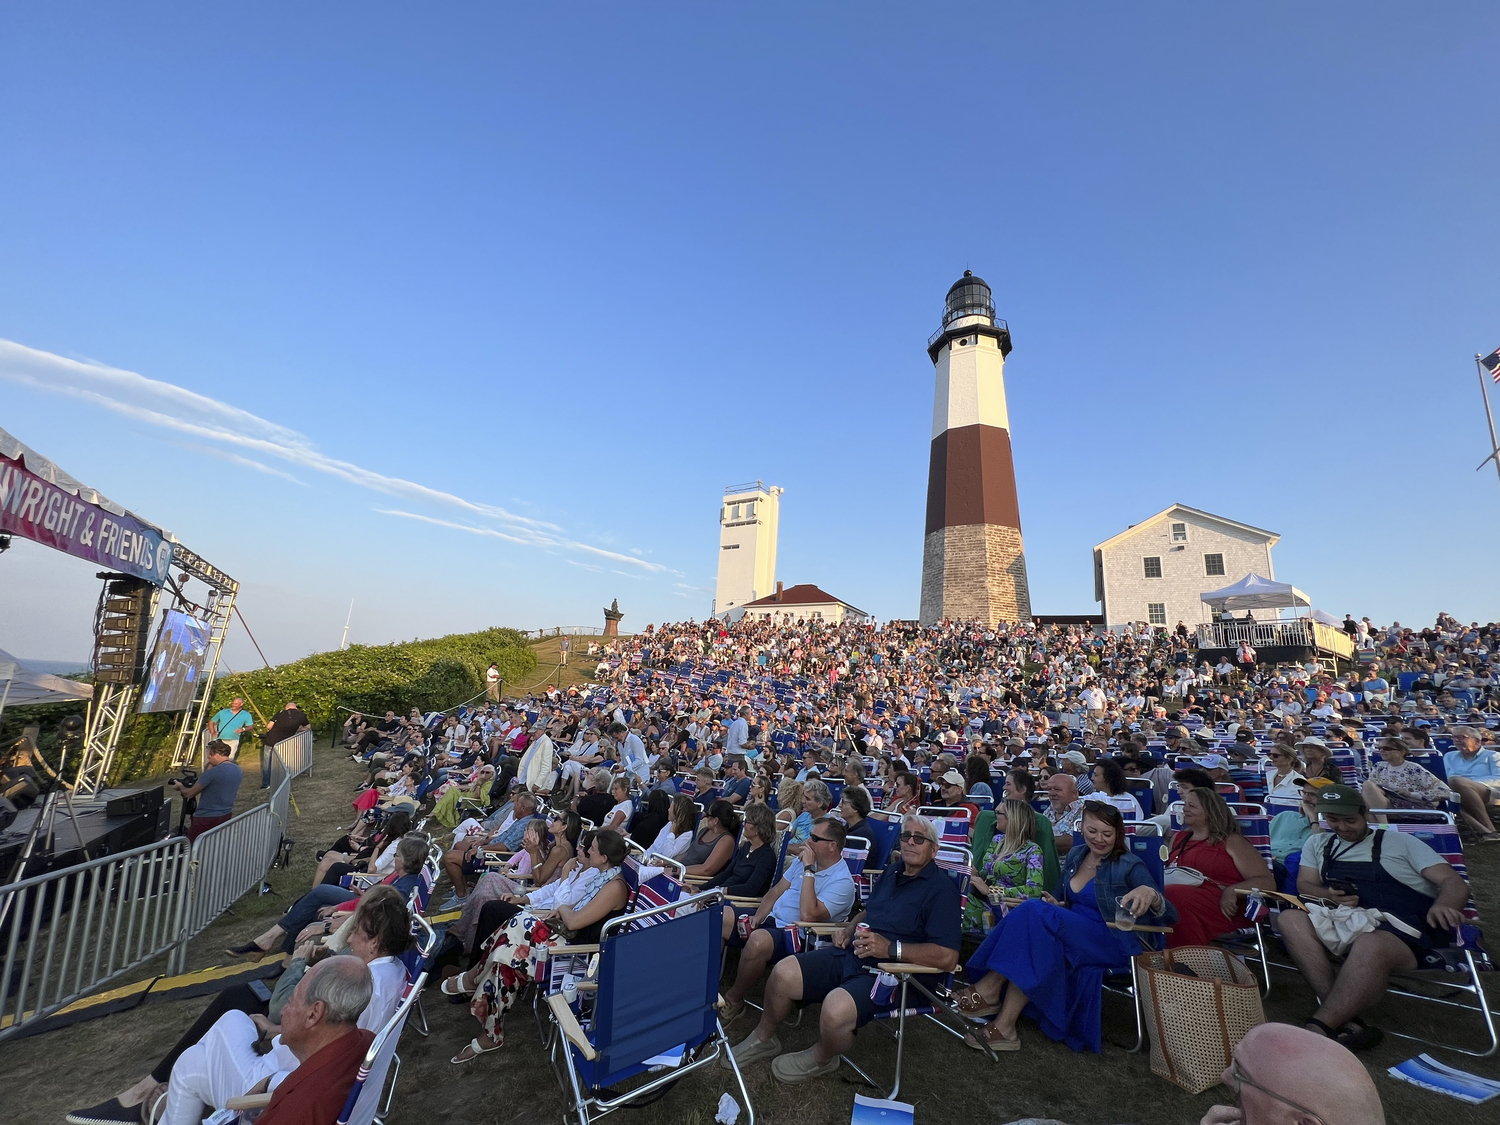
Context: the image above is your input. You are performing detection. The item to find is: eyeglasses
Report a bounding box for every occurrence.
[1225,1057,1327,1125]
[897,832,934,844]
[808,833,837,844]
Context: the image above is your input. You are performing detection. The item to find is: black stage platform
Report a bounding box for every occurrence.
[0,787,170,882]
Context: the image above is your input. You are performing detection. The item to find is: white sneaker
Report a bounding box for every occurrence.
[720,1029,781,1069]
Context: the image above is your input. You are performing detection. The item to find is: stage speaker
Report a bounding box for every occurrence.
[105,786,165,817]
[93,574,153,686]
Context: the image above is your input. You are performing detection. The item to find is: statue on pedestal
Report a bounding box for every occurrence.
[602,598,624,637]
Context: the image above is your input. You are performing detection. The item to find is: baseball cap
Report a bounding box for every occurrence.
[940,769,966,787]
[1313,783,1366,815]
[1293,776,1336,791]
[1192,754,1227,770]
[1296,736,1328,750]
[1060,750,1088,767]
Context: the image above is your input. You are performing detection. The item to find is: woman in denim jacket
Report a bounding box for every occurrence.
[955,801,1176,1053]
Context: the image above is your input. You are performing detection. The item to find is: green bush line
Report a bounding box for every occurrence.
[3,627,537,784]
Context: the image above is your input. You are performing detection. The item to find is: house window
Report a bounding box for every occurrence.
[1147,603,1167,626]
[1204,553,1226,577]
[730,503,740,520]
[1171,522,1188,542]
[744,501,755,518]
[1143,556,1162,579]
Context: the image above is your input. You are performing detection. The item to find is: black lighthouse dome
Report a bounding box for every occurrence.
[942,270,995,327]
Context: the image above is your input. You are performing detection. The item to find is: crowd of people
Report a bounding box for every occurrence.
[67,609,1500,1123]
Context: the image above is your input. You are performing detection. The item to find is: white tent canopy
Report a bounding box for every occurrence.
[1200,573,1311,613]
[0,648,93,708]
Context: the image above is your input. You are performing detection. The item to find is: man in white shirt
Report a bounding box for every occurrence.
[610,722,650,785]
[718,816,858,1025]
[725,706,751,759]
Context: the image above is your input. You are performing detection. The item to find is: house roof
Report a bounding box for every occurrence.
[1092,504,1279,554]
[742,583,868,615]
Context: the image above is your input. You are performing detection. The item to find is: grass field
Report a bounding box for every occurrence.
[4,734,1499,1125]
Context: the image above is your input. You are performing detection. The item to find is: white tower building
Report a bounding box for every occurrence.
[713,481,782,617]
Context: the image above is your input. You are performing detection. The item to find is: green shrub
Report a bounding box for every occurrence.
[84,626,535,783]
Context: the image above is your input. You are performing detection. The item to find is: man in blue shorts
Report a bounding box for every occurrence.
[726,813,960,1084]
[718,817,858,1026]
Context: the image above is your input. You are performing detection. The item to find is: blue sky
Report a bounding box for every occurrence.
[2,4,1498,668]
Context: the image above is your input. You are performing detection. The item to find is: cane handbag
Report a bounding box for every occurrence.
[1136,945,1265,1093]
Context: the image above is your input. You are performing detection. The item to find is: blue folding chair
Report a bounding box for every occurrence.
[836,844,997,1098]
[545,889,753,1125]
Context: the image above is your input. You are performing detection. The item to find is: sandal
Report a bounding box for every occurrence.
[964,1024,1021,1052]
[440,974,473,998]
[224,942,266,962]
[1307,1016,1383,1052]
[451,1035,503,1063]
[950,984,1001,1017]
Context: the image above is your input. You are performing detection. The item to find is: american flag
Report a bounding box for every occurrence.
[1484,348,1500,383]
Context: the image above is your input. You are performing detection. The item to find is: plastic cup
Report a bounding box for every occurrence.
[1114,897,1137,931]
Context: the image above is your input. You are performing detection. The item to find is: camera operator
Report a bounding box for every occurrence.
[172,740,243,842]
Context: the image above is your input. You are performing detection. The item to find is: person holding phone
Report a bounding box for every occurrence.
[1275,784,1469,1052]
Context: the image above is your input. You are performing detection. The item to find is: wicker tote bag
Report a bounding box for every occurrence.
[1136,946,1265,1093]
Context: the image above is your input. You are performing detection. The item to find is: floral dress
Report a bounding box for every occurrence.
[964,840,1045,930]
[1369,760,1452,808]
[469,866,621,1042]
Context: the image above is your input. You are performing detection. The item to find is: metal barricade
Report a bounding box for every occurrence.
[183,749,293,941]
[0,836,193,1042]
[1,739,311,1039]
[275,729,315,781]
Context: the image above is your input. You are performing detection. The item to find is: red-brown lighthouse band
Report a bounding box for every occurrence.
[924,423,1022,535]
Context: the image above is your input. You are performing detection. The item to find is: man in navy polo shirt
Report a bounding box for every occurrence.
[726,814,960,1084]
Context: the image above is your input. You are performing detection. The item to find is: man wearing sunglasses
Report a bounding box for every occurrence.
[1201,1021,1383,1124]
[717,817,857,1025]
[725,814,960,1085]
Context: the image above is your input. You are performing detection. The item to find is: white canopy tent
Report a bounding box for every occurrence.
[1200,573,1311,614]
[0,648,92,716]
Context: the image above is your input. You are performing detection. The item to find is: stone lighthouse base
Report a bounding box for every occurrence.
[919,524,1031,626]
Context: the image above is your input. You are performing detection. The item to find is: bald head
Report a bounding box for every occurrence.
[1046,773,1079,806]
[1228,1023,1383,1125]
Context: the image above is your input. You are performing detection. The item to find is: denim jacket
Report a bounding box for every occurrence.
[1056,845,1178,960]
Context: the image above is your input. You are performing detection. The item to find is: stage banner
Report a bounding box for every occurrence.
[0,450,174,585]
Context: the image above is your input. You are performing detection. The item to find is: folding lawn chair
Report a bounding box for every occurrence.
[545,889,752,1125]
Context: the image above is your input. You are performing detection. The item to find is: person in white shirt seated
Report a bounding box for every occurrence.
[718,816,858,1025]
[1263,745,1306,803]
[75,889,408,1125]
[647,794,700,862]
[602,776,634,832]
[558,727,607,797]
[1088,758,1142,819]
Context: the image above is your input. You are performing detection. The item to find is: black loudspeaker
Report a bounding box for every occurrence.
[93,574,153,686]
[104,787,164,817]
[0,796,15,833]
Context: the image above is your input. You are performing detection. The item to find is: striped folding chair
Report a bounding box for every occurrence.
[919,806,975,849]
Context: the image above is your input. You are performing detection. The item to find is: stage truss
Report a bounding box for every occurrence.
[75,542,239,797]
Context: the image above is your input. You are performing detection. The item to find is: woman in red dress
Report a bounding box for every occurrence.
[1164,787,1275,947]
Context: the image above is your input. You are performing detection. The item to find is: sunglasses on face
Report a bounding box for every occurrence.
[808,833,837,844]
[897,832,933,844]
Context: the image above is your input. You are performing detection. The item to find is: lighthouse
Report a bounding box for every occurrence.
[919,271,1031,626]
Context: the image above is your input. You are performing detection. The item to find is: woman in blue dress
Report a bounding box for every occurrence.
[954,801,1175,1053]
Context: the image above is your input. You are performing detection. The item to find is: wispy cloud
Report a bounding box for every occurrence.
[0,338,674,574]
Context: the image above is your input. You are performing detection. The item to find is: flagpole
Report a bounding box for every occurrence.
[1476,354,1500,495]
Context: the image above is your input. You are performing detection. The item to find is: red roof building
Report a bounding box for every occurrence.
[737,582,870,624]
